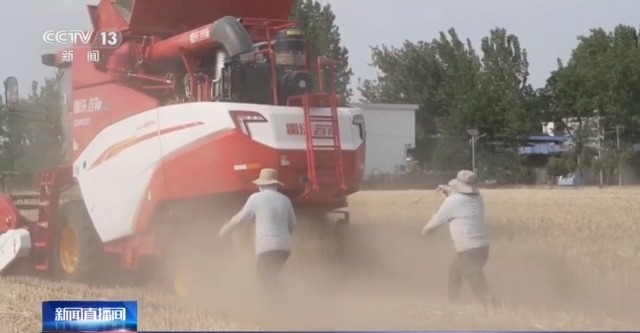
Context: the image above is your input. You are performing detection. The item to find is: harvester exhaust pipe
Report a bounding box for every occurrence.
[145,16,254,63]
[210,16,253,57]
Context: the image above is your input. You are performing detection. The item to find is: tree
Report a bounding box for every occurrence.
[358,29,485,171]
[4,73,64,174]
[547,26,640,138]
[27,74,64,172]
[290,0,353,104]
[543,25,640,179]
[359,27,539,177]
[430,29,485,135]
[359,39,443,135]
[360,28,485,137]
[0,95,13,172]
[477,28,539,138]
[359,27,538,138]
[546,156,571,184]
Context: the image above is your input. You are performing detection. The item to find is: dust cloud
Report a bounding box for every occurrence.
[163,197,640,331]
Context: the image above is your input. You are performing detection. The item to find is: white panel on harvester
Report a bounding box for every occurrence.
[0,229,32,273]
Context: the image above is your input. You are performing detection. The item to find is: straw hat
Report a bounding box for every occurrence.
[252,168,284,186]
[448,170,479,194]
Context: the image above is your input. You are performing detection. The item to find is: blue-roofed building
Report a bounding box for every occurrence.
[518,135,571,156]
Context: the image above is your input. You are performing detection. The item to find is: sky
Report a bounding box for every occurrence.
[1,0,639,101]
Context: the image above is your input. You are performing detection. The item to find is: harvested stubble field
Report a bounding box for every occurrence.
[2,187,640,332]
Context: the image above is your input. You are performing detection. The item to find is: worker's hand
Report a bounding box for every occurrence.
[422,225,434,235]
[218,224,230,238]
[435,185,451,197]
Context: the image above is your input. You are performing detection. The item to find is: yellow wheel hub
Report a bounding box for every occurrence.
[59,225,79,274]
[172,262,193,298]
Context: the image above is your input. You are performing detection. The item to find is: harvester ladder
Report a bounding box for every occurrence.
[300,93,346,197]
[32,173,56,271]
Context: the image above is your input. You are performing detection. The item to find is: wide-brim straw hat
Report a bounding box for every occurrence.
[252,168,284,186]
[448,169,479,194]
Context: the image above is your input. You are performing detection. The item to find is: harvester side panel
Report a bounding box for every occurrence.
[73,106,162,243]
[68,45,158,161]
[153,102,364,196]
[74,101,363,242]
[157,130,275,199]
[251,106,362,150]
[68,45,113,88]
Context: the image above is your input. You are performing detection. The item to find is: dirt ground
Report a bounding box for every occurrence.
[1,187,640,332]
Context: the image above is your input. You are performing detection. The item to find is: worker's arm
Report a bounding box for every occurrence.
[219,195,256,237]
[422,195,456,235]
[287,202,297,234]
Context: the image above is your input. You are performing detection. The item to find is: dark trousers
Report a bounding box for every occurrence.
[256,250,290,292]
[448,245,490,305]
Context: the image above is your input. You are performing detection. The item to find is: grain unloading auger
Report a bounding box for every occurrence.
[0,0,366,296]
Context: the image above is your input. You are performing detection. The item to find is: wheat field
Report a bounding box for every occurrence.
[1,187,640,332]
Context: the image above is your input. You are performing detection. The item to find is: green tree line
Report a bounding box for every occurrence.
[0,74,65,188]
[359,24,640,184]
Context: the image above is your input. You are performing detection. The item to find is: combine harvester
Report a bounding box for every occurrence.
[0,0,366,296]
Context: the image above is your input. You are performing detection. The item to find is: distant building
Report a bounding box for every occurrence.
[349,103,418,180]
[541,117,601,150]
[518,135,570,156]
[522,117,607,157]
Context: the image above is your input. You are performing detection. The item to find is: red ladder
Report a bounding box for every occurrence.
[32,172,55,270]
[293,93,346,201]
[31,166,72,271]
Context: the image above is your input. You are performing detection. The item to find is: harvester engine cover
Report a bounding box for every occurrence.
[221,28,314,105]
[227,59,273,104]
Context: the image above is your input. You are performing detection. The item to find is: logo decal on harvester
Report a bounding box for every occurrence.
[189,28,210,44]
[285,123,333,137]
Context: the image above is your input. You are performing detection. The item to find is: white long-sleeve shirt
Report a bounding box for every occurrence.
[423,192,489,252]
[225,188,297,255]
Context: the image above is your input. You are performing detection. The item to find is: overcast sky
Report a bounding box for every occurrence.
[1,0,639,101]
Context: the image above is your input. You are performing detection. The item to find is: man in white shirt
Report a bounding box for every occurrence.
[219,168,297,292]
[422,170,491,307]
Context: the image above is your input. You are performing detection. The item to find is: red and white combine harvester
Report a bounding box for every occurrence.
[0,0,365,296]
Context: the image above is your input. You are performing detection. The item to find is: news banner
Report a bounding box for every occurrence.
[42,300,136,332]
[41,300,628,333]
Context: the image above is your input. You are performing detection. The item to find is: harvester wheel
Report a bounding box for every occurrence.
[54,200,103,283]
[333,217,350,255]
[170,259,194,298]
[164,236,201,298]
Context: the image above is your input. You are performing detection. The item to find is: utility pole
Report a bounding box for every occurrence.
[467,129,478,174]
[616,125,623,186]
[467,129,485,175]
[597,117,603,187]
